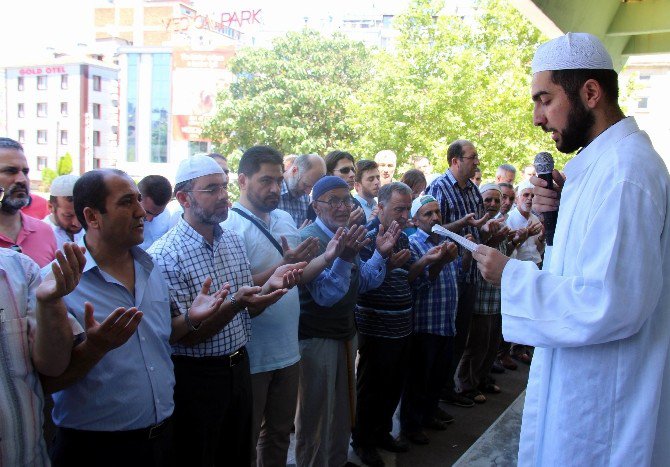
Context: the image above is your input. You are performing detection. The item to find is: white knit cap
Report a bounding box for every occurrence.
[517,179,534,194]
[410,194,437,218]
[479,183,501,195]
[50,174,79,197]
[531,32,613,74]
[175,155,224,184]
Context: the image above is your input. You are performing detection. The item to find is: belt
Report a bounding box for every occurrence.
[60,417,171,441]
[172,347,247,368]
[225,347,245,367]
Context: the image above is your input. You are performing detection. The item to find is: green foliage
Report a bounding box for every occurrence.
[57,152,73,175]
[41,167,58,190]
[203,29,371,155]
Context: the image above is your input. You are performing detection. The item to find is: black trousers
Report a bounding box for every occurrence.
[50,418,174,467]
[172,348,253,467]
[445,282,476,393]
[400,333,453,432]
[352,334,411,447]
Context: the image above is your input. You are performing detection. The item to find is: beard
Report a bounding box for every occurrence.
[549,100,595,154]
[1,185,30,214]
[190,200,227,225]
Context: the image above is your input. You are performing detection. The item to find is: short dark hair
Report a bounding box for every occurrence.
[378,181,412,206]
[0,137,23,152]
[49,195,74,206]
[138,175,172,206]
[355,160,378,183]
[238,145,284,176]
[447,139,474,165]
[73,168,127,230]
[498,182,514,190]
[173,179,194,197]
[551,69,619,106]
[207,153,227,162]
[325,150,355,175]
[400,169,427,190]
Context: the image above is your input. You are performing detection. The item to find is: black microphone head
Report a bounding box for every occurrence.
[534,152,554,175]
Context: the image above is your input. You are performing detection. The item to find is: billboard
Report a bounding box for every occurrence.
[171,47,236,141]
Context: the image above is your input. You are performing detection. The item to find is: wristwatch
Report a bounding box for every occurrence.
[229,294,246,312]
[184,309,201,332]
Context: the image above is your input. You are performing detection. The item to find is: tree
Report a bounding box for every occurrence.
[347,0,560,179]
[57,152,73,175]
[203,29,371,155]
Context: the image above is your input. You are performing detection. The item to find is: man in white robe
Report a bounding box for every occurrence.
[474,32,670,466]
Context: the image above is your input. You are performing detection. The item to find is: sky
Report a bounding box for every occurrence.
[0,0,412,65]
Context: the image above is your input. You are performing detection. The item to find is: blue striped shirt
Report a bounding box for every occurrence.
[426,169,484,284]
[278,180,311,228]
[409,229,458,336]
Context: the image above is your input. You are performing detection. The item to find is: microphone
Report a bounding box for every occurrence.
[534,152,557,246]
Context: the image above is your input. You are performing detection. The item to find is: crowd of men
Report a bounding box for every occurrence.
[2,32,669,467]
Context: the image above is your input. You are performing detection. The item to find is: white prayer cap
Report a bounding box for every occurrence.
[50,174,79,197]
[479,183,501,195]
[517,179,534,194]
[175,155,224,185]
[411,194,437,218]
[531,32,613,74]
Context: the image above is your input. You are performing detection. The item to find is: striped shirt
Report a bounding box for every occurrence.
[409,229,458,336]
[148,218,253,357]
[356,229,414,338]
[426,169,484,283]
[0,249,50,466]
[278,179,311,228]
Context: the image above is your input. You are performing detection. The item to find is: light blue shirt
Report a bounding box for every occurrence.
[223,204,301,374]
[140,209,172,250]
[354,194,377,222]
[52,244,175,430]
[306,218,387,307]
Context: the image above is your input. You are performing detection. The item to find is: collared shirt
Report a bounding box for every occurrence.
[148,217,253,357]
[426,169,484,283]
[304,218,387,306]
[506,208,543,265]
[473,240,508,315]
[42,214,85,250]
[354,194,377,222]
[222,203,301,374]
[409,229,458,336]
[52,245,174,431]
[278,179,311,228]
[356,229,415,338]
[0,212,57,267]
[140,209,172,250]
[0,250,49,466]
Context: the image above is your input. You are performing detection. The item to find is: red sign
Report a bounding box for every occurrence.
[19,66,66,75]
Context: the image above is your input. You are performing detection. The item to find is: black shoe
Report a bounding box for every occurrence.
[434,407,455,424]
[440,391,476,408]
[376,433,410,453]
[354,445,385,467]
[402,430,430,445]
[422,417,448,431]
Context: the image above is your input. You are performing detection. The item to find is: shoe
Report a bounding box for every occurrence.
[376,433,410,453]
[354,445,385,467]
[422,417,449,431]
[491,360,505,373]
[434,407,455,424]
[462,390,486,404]
[479,382,501,394]
[402,430,430,445]
[512,352,532,364]
[499,354,518,370]
[440,391,475,408]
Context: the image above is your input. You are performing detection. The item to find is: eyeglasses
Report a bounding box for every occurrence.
[459,154,479,161]
[313,197,354,209]
[337,167,356,175]
[186,185,227,196]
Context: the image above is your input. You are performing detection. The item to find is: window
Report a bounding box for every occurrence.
[37,75,47,90]
[18,130,25,143]
[61,74,68,89]
[37,102,47,117]
[150,54,171,163]
[111,125,119,134]
[18,103,24,118]
[17,76,24,91]
[640,74,651,81]
[61,102,68,116]
[93,158,102,169]
[126,54,139,162]
[189,141,209,156]
[37,130,47,144]
[92,103,101,119]
[93,75,101,91]
[37,157,48,171]
[637,97,649,109]
[93,131,101,147]
[60,130,68,145]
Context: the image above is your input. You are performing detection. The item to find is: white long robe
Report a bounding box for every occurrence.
[501,117,670,466]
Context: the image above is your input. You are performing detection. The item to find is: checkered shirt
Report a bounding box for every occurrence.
[408,229,458,336]
[148,218,253,357]
[474,240,509,315]
[426,169,485,284]
[278,179,311,228]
